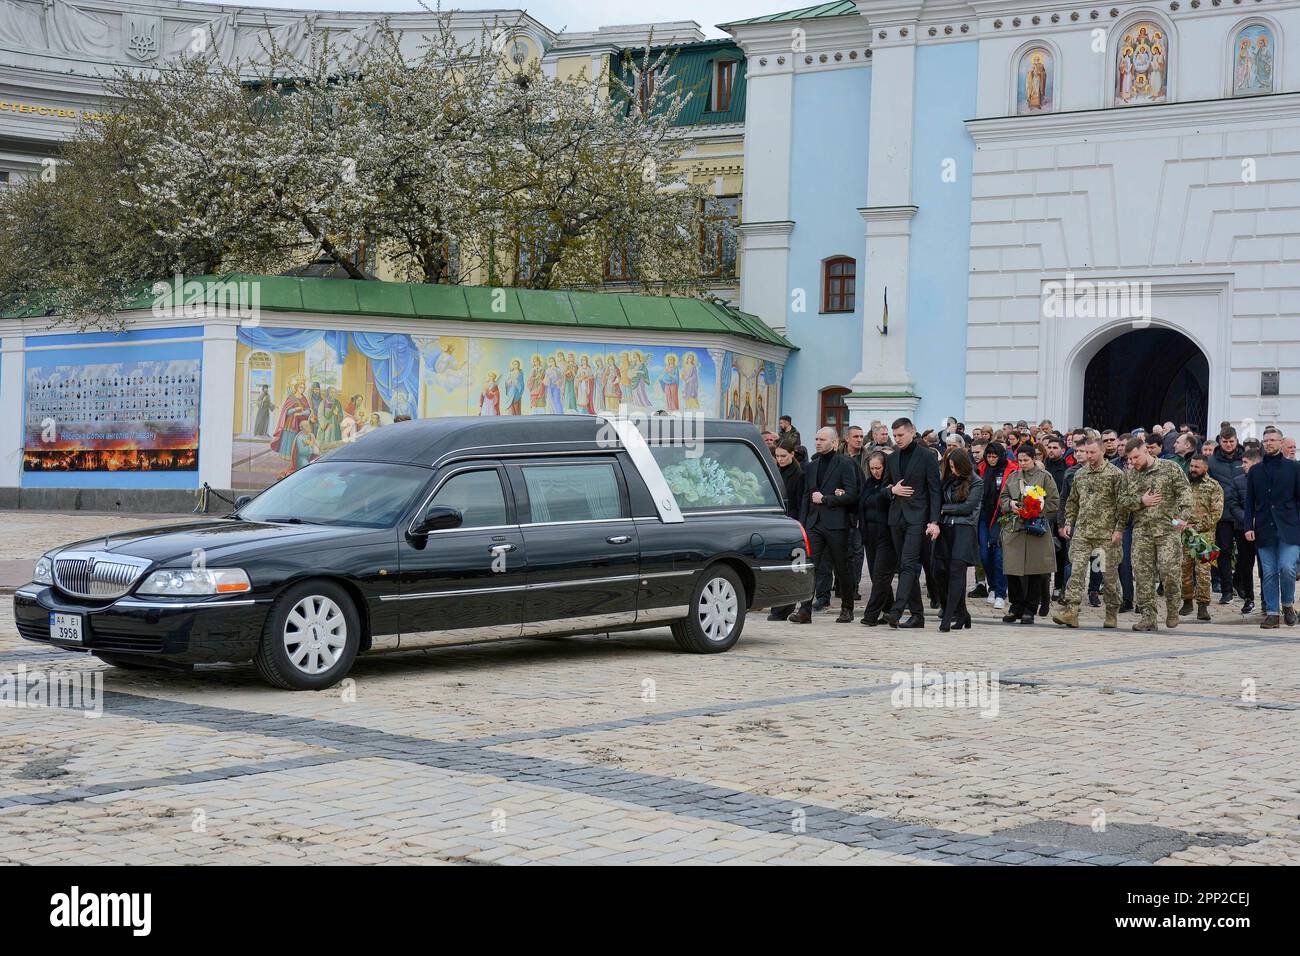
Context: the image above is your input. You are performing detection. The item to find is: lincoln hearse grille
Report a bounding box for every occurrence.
[53,554,148,600]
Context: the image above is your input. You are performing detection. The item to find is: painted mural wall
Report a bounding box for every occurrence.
[21,327,203,488]
[231,327,784,490]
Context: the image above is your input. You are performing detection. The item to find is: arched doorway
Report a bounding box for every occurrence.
[1081,328,1208,433]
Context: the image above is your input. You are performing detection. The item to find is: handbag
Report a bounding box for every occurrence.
[1024,516,1049,536]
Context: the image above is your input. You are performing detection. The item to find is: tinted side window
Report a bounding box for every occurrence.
[650,440,782,512]
[520,463,623,522]
[429,470,508,528]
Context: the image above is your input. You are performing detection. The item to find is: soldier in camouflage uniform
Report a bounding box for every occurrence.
[1180,453,1225,621]
[1119,436,1194,631]
[1052,437,1124,628]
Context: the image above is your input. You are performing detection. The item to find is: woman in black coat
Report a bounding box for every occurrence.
[856,450,894,621]
[935,447,984,632]
[769,444,807,621]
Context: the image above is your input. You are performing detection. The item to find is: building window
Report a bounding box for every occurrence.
[701,196,739,278]
[819,386,851,438]
[352,235,378,276]
[0,170,10,188]
[605,241,634,281]
[821,256,856,313]
[637,69,655,113]
[515,223,556,283]
[712,60,736,112]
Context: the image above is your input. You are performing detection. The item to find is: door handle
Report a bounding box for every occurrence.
[488,543,517,553]
[606,535,632,544]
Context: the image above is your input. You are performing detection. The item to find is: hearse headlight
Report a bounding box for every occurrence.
[137,568,251,596]
[33,555,54,586]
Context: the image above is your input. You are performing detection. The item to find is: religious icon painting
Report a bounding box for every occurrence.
[1232,23,1275,96]
[1016,46,1054,114]
[1115,21,1169,106]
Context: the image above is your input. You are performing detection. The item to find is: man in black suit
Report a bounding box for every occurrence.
[867,417,941,629]
[789,427,860,624]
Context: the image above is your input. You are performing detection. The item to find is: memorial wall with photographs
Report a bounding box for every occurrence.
[22,327,202,488]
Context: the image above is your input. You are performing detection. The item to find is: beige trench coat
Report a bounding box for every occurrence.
[999,465,1060,576]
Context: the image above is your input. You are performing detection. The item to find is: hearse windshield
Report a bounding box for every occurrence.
[239,460,431,528]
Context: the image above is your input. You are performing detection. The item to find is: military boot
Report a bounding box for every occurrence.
[1197,602,1211,622]
[1133,618,1158,632]
[1179,599,1193,616]
[1166,607,1180,628]
[1051,606,1079,628]
[1103,606,1118,628]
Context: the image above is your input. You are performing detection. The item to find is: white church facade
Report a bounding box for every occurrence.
[726,0,1300,439]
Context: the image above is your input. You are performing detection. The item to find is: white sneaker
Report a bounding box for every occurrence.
[986,593,996,605]
[994,597,1005,610]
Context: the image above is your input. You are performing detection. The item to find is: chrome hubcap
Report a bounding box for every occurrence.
[283,595,347,675]
[697,577,738,643]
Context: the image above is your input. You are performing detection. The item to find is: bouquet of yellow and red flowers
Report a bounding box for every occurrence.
[1181,525,1220,563]
[999,484,1048,535]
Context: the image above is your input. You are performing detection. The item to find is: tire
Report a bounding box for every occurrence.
[671,564,747,653]
[254,580,360,690]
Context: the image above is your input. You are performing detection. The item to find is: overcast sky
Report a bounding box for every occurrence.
[222,1,774,37]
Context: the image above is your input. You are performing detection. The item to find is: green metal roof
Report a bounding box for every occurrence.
[720,1,859,28]
[612,39,747,127]
[7,276,795,350]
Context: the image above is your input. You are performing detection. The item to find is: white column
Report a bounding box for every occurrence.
[737,221,794,331]
[0,323,26,487]
[199,318,238,489]
[846,22,921,425]
[732,32,796,330]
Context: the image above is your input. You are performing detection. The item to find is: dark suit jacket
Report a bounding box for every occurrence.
[1226,471,1249,530]
[1244,453,1300,546]
[799,453,860,531]
[884,443,941,527]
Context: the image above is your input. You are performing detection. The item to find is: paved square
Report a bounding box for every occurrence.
[1,513,1296,865]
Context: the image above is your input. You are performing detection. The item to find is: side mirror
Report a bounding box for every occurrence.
[411,506,463,536]
[234,495,253,510]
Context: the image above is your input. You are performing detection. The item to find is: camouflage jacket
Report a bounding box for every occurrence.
[1120,457,1193,535]
[1064,461,1125,537]
[1186,474,1225,533]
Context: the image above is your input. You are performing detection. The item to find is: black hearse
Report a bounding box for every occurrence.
[16,416,812,689]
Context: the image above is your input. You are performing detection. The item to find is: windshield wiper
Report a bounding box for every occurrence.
[220,513,243,520]
[259,516,306,524]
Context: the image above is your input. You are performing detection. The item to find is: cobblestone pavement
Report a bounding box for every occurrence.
[1,512,1297,865]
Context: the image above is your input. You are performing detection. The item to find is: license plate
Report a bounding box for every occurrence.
[49,612,83,644]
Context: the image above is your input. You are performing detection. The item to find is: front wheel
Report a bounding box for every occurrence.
[671,565,746,653]
[254,581,360,690]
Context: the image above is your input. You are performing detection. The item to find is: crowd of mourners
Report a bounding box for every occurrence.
[759,415,1300,632]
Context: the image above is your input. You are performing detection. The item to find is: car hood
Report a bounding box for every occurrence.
[51,519,354,567]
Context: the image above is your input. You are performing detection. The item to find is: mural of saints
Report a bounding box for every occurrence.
[1116,22,1168,106]
[271,379,311,461]
[502,359,524,415]
[1016,48,1053,114]
[681,353,700,410]
[1233,24,1275,95]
